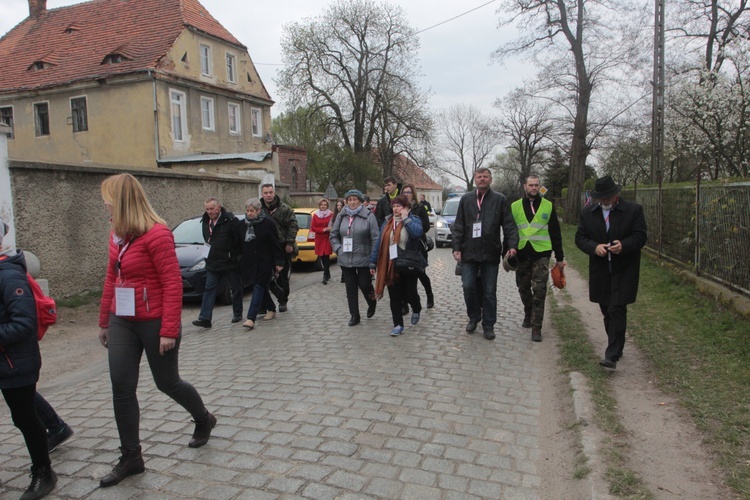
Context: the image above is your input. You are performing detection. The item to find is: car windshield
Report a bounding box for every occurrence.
[295,213,311,230]
[172,218,204,244]
[442,200,460,216]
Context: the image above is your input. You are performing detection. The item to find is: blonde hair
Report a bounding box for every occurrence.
[101,174,166,237]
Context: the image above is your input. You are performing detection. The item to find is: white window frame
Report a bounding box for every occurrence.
[170,89,187,142]
[0,105,14,139]
[251,108,262,137]
[225,52,236,84]
[228,102,241,135]
[200,96,215,131]
[200,44,211,76]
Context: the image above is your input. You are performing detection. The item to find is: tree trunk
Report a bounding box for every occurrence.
[565,77,592,221]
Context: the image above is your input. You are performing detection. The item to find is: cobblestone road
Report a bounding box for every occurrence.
[0,248,545,499]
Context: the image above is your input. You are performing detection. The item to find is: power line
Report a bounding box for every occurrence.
[415,0,498,35]
[253,0,499,66]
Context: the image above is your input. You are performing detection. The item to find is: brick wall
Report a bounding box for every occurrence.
[273,145,307,192]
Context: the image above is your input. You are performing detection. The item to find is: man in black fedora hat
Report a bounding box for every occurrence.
[575,175,647,369]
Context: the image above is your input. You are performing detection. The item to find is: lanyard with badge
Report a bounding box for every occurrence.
[201,219,216,259]
[342,216,355,252]
[473,191,485,238]
[114,237,138,316]
[389,219,402,260]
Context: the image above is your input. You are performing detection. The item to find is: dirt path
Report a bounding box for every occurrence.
[562,265,731,498]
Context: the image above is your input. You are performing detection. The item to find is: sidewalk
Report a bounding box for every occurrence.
[0,249,551,499]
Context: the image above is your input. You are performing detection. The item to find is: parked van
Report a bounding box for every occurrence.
[434,195,462,248]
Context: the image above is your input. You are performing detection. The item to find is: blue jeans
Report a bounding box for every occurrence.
[460,260,499,330]
[246,283,277,321]
[34,392,66,434]
[199,269,243,321]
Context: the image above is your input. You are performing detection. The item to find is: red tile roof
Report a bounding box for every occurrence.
[393,154,443,191]
[0,0,255,95]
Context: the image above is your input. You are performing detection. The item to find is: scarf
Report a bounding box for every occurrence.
[373,216,402,299]
[343,205,364,217]
[244,212,266,241]
[314,209,332,219]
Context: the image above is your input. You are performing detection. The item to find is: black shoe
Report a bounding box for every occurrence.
[411,312,420,325]
[466,319,479,333]
[189,412,217,448]
[366,302,376,319]
[192,319,212,328]
[531,328,542,342]
[401,303,409,316]
[21,465,57,500]
[99,446,145,488]
[522,318,531,328]
[322,279,329,285]
[426,297,434,309]
[599,358,617,369]
[47,424,74,453]
[483,329,496,340]
[231,316,242,323]
[278,302,288,313]
[348,315,361,326]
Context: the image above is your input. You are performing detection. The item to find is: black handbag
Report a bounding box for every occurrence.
[423,235,435,252]
[395,247,428,275]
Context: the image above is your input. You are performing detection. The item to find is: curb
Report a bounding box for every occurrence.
[569,371,615,500]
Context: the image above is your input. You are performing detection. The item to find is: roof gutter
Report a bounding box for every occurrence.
[149,70,161,164]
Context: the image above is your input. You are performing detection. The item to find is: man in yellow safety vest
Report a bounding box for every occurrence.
[510,174,565,342]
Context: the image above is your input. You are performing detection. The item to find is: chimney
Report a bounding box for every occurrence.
[29,0,47,20]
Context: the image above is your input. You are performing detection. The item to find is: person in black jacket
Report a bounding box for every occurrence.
[0,221,58,499]
[402,184,434,309]
[192,197,243,328]
[451,167,519,340]
[374,176,401,227]
[575,176,647,369]
[236,198,285,329]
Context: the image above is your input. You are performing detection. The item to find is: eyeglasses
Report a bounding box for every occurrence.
[402,190,413,194]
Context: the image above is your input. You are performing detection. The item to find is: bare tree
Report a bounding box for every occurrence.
[433,104,501,190]
[495,89,553,189]
[277,0,430,177]
[493,0,649,217]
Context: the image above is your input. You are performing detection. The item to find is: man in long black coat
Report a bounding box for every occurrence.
[575,176,648,369]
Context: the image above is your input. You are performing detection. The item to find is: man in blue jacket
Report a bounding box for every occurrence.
[451,167,519,340]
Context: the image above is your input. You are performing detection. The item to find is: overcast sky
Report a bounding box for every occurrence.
[0,0,535,118]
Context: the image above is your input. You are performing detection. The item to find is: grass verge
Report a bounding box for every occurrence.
[558,223,750,498]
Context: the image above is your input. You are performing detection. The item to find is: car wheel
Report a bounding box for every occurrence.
[313,256,323,271]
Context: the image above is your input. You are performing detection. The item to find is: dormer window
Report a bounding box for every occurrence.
[28,60,52,71]
[64,25,81,34]
[102,54,124,65]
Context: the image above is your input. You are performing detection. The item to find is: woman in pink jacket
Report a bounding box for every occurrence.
[98,174,216,488]
[310,198,334,284]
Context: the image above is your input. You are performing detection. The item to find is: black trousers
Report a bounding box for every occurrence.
[342,266,375,318]
[599,303,627,361]
[388,274,421,327]
[3,384,50,468]
[271,255,292,304]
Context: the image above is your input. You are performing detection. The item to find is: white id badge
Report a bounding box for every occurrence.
[115,287,136,316]
[343,237,353,252]
[200,243,211,259]
[389,243,398,260]
[472,222,482,238]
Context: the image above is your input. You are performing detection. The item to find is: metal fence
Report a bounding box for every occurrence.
[558,181,750,297]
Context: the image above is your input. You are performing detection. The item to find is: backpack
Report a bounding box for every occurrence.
[26,273,57,340]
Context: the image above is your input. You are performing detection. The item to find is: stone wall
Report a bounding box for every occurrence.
[9,161,270,297]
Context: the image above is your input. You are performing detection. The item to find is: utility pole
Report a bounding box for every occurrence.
[651,0,665,185]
